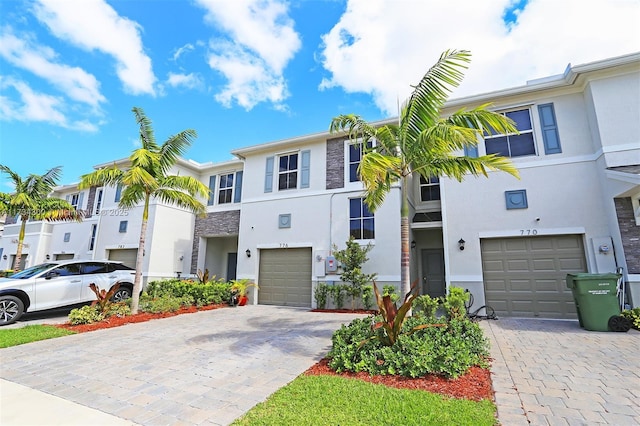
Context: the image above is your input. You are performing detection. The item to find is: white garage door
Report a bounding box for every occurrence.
[108,249,138,269]
[258,248,312,307]
[481,235,587,318]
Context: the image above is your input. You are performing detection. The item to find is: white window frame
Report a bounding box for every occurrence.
[349,197,375,240]
[217,173,234,204]
[419,175,441,202]
[88,224,97,251]
[345,138,375,184]
[278,152,299,191]
[70,193,80,209]
[484,108,537,158]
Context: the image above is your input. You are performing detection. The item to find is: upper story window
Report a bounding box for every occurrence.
[419,176,440,202]
[485,109,536,158]
[278,153,298,190]
[348,140,373,182]
[218,173,234,204]
[94,188,104,215]
[349,198,375,240]
[208,171,243,206]
[67,192,84,210]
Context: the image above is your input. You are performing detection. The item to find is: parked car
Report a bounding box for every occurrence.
[0,260,135,326]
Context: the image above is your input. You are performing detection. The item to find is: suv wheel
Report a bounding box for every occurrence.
[0,295,25,326]
[111,286,132,302]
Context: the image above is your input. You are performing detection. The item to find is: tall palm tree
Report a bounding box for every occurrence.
[0,166,83,271]
[330,50,520,299]
[79,107,209,313]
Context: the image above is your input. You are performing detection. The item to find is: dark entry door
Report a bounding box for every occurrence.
[226,253,237,281]
[421,249,445,297]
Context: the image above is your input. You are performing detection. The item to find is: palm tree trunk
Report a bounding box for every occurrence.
[400,177,410,298]
[13,217,27,271]
[130,196,150,314]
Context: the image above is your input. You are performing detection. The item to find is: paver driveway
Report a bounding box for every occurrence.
[481,318,640,426]
[0,305,366,426]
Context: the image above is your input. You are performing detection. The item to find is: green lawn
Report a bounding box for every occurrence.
[232,374,496,426]
[0,325,76,348]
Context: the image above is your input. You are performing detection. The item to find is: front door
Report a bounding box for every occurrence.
[421,249,446,298]
[226,253,237,281]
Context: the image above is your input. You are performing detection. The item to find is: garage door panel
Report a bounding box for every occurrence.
[258,248,312,307]
[481,235,585,318]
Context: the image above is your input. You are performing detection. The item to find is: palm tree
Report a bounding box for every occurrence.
[0,166,83,271]
[79,107,210,313]
[330,50,520,299]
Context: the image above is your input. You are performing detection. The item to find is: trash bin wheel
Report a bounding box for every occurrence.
[607,315,631,332]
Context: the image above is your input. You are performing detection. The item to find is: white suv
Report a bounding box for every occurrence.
[0,260,135,326]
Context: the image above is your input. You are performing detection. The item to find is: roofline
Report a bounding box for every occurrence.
[232,52,640,156]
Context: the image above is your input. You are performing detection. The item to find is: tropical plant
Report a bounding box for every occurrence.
[330,49,520,299]
[367,280,444,347]
[89,283,121,313]
[79,107,210,314]
[333,237,377,309]
[196,268,210,284]
[329,284,347,309]
[443,286,470,321]
[413,294,441,319]
[361,285,373,310]
[0,166,83,271]
[621,308,640,330]
[230,279,259,296]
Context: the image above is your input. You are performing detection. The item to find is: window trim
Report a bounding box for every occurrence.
[345,138,374,184]
[217,172,234,204]
[418,175,441,202]
[94,188,104,215]
[89,224,97,251]
[349,197,375,240]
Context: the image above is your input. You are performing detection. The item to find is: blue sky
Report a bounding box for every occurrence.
[1,0,638,189]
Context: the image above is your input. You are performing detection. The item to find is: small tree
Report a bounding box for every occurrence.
[333,237,377,309]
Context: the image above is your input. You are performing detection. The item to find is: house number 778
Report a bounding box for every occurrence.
[280,243,288,248]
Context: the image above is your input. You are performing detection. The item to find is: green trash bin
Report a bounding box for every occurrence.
[566,273,622,331]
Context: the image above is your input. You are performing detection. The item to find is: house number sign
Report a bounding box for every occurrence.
[520,229,538,236]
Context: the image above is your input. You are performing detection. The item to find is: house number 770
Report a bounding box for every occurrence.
[520,229,538,236]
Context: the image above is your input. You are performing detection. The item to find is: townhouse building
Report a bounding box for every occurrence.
[1,52,638,318]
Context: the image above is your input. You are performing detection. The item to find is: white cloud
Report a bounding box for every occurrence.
[0,77,98,131]
[33,0,156,96]
[166,72,204,90]
[319,0,640,115]
[172,43,195,62]
[0,28,105,108]
[195,0,301,110]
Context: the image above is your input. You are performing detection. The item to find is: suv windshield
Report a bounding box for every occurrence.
[8,263,58,279]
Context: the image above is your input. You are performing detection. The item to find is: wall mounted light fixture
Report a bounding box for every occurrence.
[45,254,50,260]
[458,238,466,251]
[411,240,417,249]
[2,255,7,260]
[246,249,251,258]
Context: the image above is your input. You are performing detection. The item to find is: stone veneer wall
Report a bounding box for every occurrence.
[190,209,240,273]
[84,187,96,218]
[326,137,345,190]
[615,197,640,274]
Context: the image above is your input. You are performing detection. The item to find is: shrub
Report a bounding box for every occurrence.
[413,294,440,319]
[145,278,232,306]
[105,302,131,318]
[328,315,488,378]
[329,284,347,309]
[314,282,329,309]
[69,305,104,325]
[621,308,640,330]
[382,285,399,304]
[333,237,377,309]
[361,285,373,310]
[443,287,469,321]
[139,294,193,313]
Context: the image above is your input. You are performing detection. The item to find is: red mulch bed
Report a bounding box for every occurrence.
[305,358,493,402]
[54,303,227,333]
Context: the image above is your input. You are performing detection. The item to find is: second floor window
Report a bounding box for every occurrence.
[218,173,234,204]
[70,193,80,209]
[348,139,373,182]
[419,176,440,202]
[350,198,375,240]
[279,153,298,190]
[485,109,535,158]
[94,188,103,215]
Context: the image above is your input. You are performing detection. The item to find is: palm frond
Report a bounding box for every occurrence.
[158,129,197,175]
[329,114,378,142]
[160,175,210,198]
[118,185,146,209]
[79,166,124,189]
[35,198,84,222]
[132,107,158,150]
[154,188,207,216]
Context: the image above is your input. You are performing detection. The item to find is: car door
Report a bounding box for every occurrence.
[33,263,83,310]
[79,262,111,303]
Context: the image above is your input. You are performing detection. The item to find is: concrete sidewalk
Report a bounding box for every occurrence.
[481,318,640,425]
[0,305,365,426]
